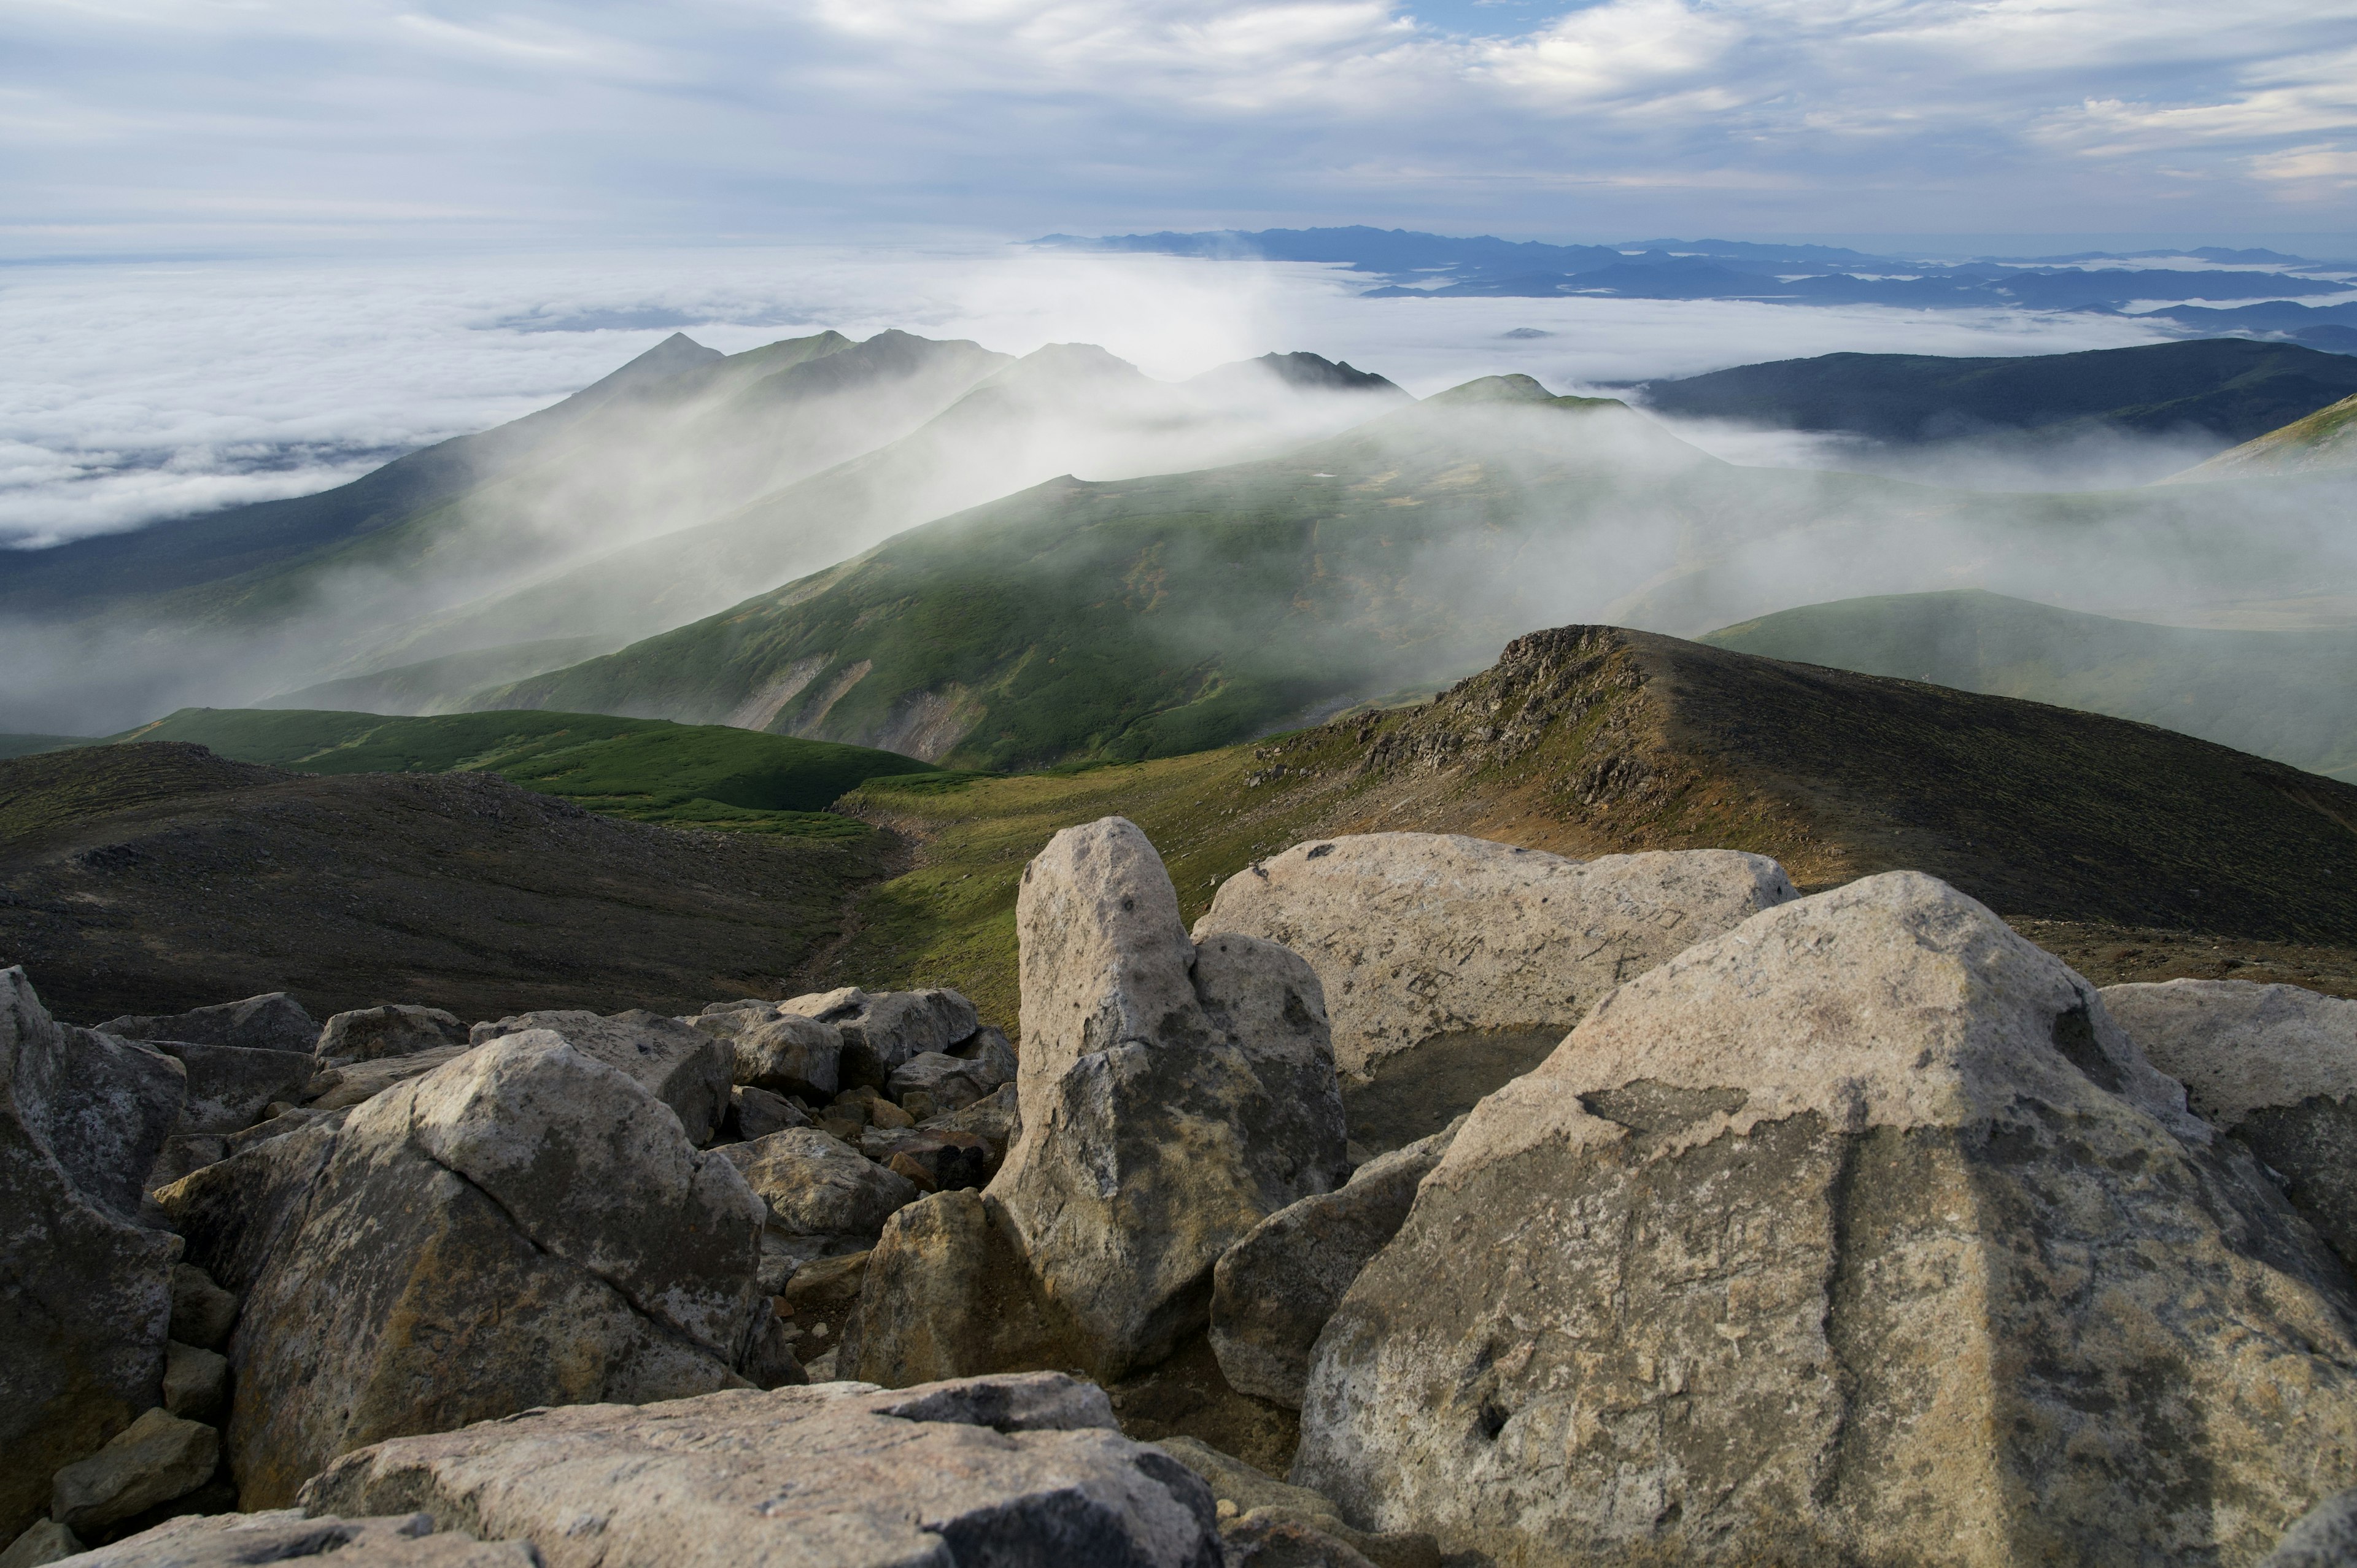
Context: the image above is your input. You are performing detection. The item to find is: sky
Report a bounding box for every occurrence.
[6,0,2356,255]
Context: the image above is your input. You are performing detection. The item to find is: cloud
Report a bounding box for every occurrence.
[0,244,2192,549]
[3,0,2355,249]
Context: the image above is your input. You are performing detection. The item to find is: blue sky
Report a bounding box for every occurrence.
[6,0,2355,257]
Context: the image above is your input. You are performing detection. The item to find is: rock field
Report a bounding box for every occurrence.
[2,822,2353,1566]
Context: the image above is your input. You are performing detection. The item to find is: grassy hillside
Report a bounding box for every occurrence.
[112,708,937,836]
[1700,590,2357,780]
[258,636,618,716]
[818,625,2357,1030]
[475,377,2357,770]
[0,733,97,761]
[0,743,888,1022]
[1635,339,2357,449]
[2170,392,2357,482]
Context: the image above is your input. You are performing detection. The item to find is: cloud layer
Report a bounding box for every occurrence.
[4,0,2355,255]
[0,244,2199,547]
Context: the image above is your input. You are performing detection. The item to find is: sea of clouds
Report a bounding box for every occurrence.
[0,242,2230,549]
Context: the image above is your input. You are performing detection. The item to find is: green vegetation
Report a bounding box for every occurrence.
[260,636,617,715]
[1638,338,2357,447]
[1701,590,2357,781]
[2176,392,2357,481]
[111,708,939,836]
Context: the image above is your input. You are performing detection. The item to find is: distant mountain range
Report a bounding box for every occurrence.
[1631,339,2357,483]
[1036,227,2357,348]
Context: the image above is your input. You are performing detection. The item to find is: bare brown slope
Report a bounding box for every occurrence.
[0,743,890,1023]
[1242,625,2357,944]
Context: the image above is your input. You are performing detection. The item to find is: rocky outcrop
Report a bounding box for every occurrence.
[837,1189,1063,1388]
[97,994,317,1055]
[472,1010,731,1145]
[313,1007,468,1065]
[1293,872,2357,1567]
[2102,979,2357,1268]
[1210,1121,1460,1408]
[71,1511,533,1567]
[161,1031,785,1507]
[145,1042,313,1136]
[300,1372,1224,1568]
[728,1012,842,1102]
[1,968,184,1541]
[1194,834,1797,1078]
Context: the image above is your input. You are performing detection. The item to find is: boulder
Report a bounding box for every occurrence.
[97,994,317,1056]
[141,1042,314,1137]
[837,1189,1066,1388]
[312,1006,468,1065]
[954,1024,1019,1085]
[2260,1489,2357,1568]
[729,1013,841,1102]
[1292,871,2357,1567]
[723,1084,810,1141]
[1218,1515,1383,1568]
[2102,979,2357,1269]
[161,1342,226,1423]
[168,1266,236,1352]
[716,1127,919,1250]
[1210,1121,1460,1408]
[0,968,184,1541]
[49,1407,220,1538]
[785,987,982,1091]
[1194,834,1797,1078]
[1153,1437,1438,1568]
[299,1372,1222,1568]
[72,1510,533,1567]
[886,1130,993,1193]
[301,1048,467,1111]
[858,819,1352,1385]
[169,1031,782,1507]
[472,1010,731,1145]
[924,1080,1021,1156]
[0,1520,80,1568]
[888,1050,1000,1116]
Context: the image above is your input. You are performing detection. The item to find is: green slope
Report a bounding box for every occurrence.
[2170,392,2357,482]
[1700,590,2357,780]
[1638,338,2357,449]
[0,733,99,761]
[111,708,938,835]
[474,377,1713,768]
[257,636,619,716]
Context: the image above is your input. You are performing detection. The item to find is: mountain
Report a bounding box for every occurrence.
[812,623,2357,1029]
[2168,393,2357,482]
[0,743,888,1022]
[1697,590,2357,781]
[104,707,937,833]
[257,637,619,715]
[360,346,1412,684]
[1635,339,2357,454]
[466,379,1736,764]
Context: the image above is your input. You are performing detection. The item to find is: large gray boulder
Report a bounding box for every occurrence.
[300,1372,1223,1568]
[1194,834,1797,1078]
[988,819,1350,1380]
[1210,1121,1460,1408]
[472,1009,731,1144]
[314,1006,468,1065]
[160,1031,784,1508]
[0,968,184,1541]
[72,1510,533,1567]
[2102,979,2357,1269]
[730,1013,842,1102]
[783,987,983,1092]
[145,1041,313,1135]
[716,1127,919,1261]
[1292,871,2357,1567]
[48,1406,220,1538]
[301,1049,468,1111]
[98,994,317,1055]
